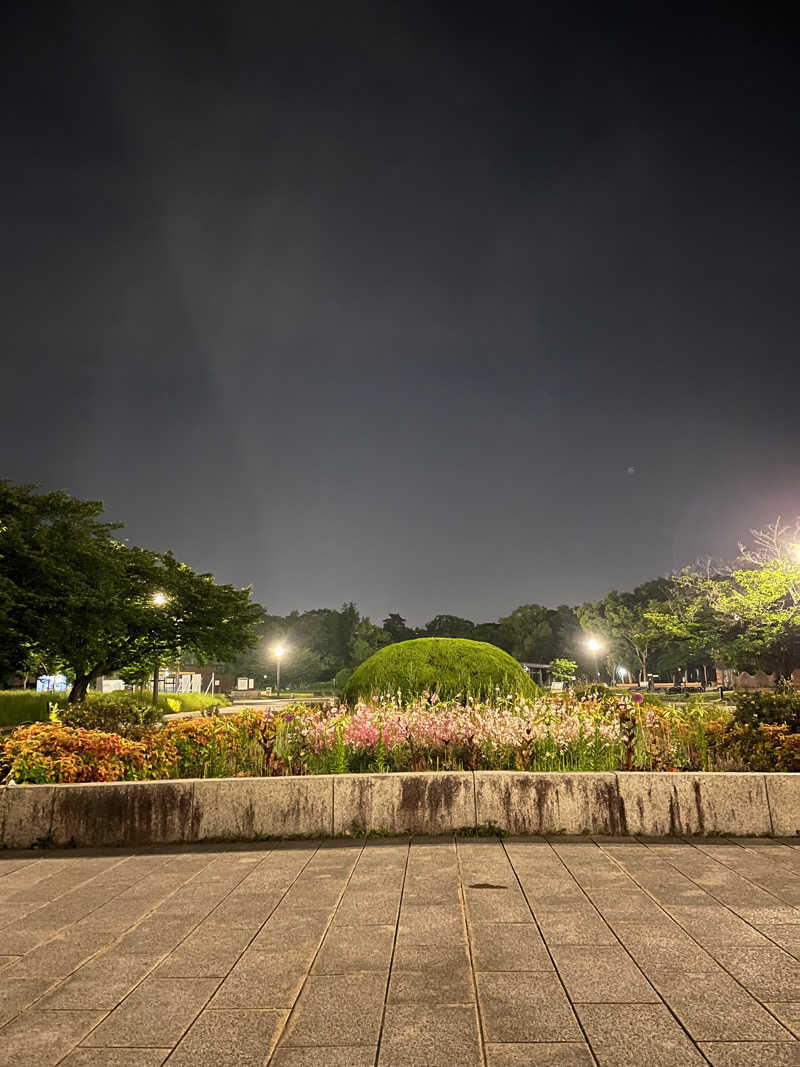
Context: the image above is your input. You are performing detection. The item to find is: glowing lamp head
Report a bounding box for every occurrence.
[151,592,169,608]
[273,644,285,658]
[586,637,602,652]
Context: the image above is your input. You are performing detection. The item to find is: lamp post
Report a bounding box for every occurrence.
[150,592,169,705]
[586,637,603,681]
[273,644,285,698]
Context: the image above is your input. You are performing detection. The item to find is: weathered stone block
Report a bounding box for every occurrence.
[192,776,333,840]
[617,772,771,835]
[474,772,623,835]
[333,772,476,836]
[765,773,800,836]
[1,784,55,849]
[49,780,195,847]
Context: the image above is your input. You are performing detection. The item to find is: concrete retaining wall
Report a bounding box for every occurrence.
[1,771,798,849]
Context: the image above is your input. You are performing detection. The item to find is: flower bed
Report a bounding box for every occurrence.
[1,694,799,785]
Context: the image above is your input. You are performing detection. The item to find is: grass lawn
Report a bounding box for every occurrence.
[0,690,68,728]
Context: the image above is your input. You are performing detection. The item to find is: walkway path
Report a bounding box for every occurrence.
[3,836,800,1065]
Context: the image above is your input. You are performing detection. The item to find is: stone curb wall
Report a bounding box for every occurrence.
[0,771,798,849]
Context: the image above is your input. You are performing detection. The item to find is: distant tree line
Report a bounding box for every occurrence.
[232,520,800,689]
[4,480,800,697]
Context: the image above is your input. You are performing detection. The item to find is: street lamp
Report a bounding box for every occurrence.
[150,592,169,703]
[273,644,286,697]
[585,637,603,680]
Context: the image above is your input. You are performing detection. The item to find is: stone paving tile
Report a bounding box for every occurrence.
[609,920,720,971]
[388,966,475,1004]
[167,1008,287,1065]
[475,971,582,1042]
[576,1002,706,1065]
[272,1048,377,1066]
[112,914,199,954]
[699,1041,800,1065]
[534,902,619,946]
[3,928,112,980]
[209,947,312,1009]
[392,938,471,971]
[648,968,794,1041]
[83,976,220,1047]
[468,921,552,971]
[60,1050,171,1066]
[280,972,386,1046]
[378,1004,482,1067]
[332,888,403,925]
[0,1009,104,1067]
[201,890,283,930]
[769,1003,800,1038]
[0,978,52,1027]
[551,944,659,1002]
[312,922,395,973]
[38,952,161,1011]
[12,837,800,1062]
[155,921,255,978]
[485,1044,594,1065]
[710,944,800,1000]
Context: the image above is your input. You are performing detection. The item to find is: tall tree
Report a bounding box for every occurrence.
[422,614,476,639]
[0,481,263,700]
[382,613,415,642]
[498,604,556,663]
[577,579,675,684]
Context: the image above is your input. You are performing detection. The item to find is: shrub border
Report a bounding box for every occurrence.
[0,771,797,849]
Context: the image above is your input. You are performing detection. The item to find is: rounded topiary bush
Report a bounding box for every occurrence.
[342,637,538,704]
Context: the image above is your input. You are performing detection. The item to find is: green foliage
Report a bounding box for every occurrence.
[334,667,353,693]
[0,690,69,728]
[550,658,578,682]
[422,615,476,639]
[0,481,264,701]
[342,638,538,704]
[731,691,800,732]
[55,692,164,738]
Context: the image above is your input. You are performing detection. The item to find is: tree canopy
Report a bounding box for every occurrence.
[0,481,263,700]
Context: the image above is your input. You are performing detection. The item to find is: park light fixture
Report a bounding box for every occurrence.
[272,643,287,697]
[585,636,603,679]
[151,591,169,608]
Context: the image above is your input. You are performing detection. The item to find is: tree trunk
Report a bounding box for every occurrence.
[68,675,90,703]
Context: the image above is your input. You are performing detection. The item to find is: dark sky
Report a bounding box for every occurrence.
[2,3,799,624]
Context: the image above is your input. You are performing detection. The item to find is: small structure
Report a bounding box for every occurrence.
[520,663,553,687]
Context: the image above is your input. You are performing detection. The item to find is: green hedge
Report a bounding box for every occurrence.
[0,691,69,728]
[732,691,800,732]
[342,637,538,704]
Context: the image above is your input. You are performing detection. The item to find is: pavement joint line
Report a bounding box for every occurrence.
[546,836,714,1065]
[137,842,322,1064]
[633,837,800,1007]
[500,837,601,1067]
[0,851,136,932]
[44,842,316,1065]
[265,838,368,1065]
[0,849,223,1012]
[455,834,494,1067]
[686,836,800,900]
[1,853,224,1053]
[372,834,412,1067]
[594,836,794,1046]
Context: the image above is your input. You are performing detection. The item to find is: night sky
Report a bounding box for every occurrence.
[2,4,799,624]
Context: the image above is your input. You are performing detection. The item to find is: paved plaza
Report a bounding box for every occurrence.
[3,837,800,1065]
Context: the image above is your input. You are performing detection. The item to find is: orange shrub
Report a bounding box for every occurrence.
[0,722,178,783]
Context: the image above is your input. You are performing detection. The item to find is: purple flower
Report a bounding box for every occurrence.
[284,714,295,723]
[632,692,644,705]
